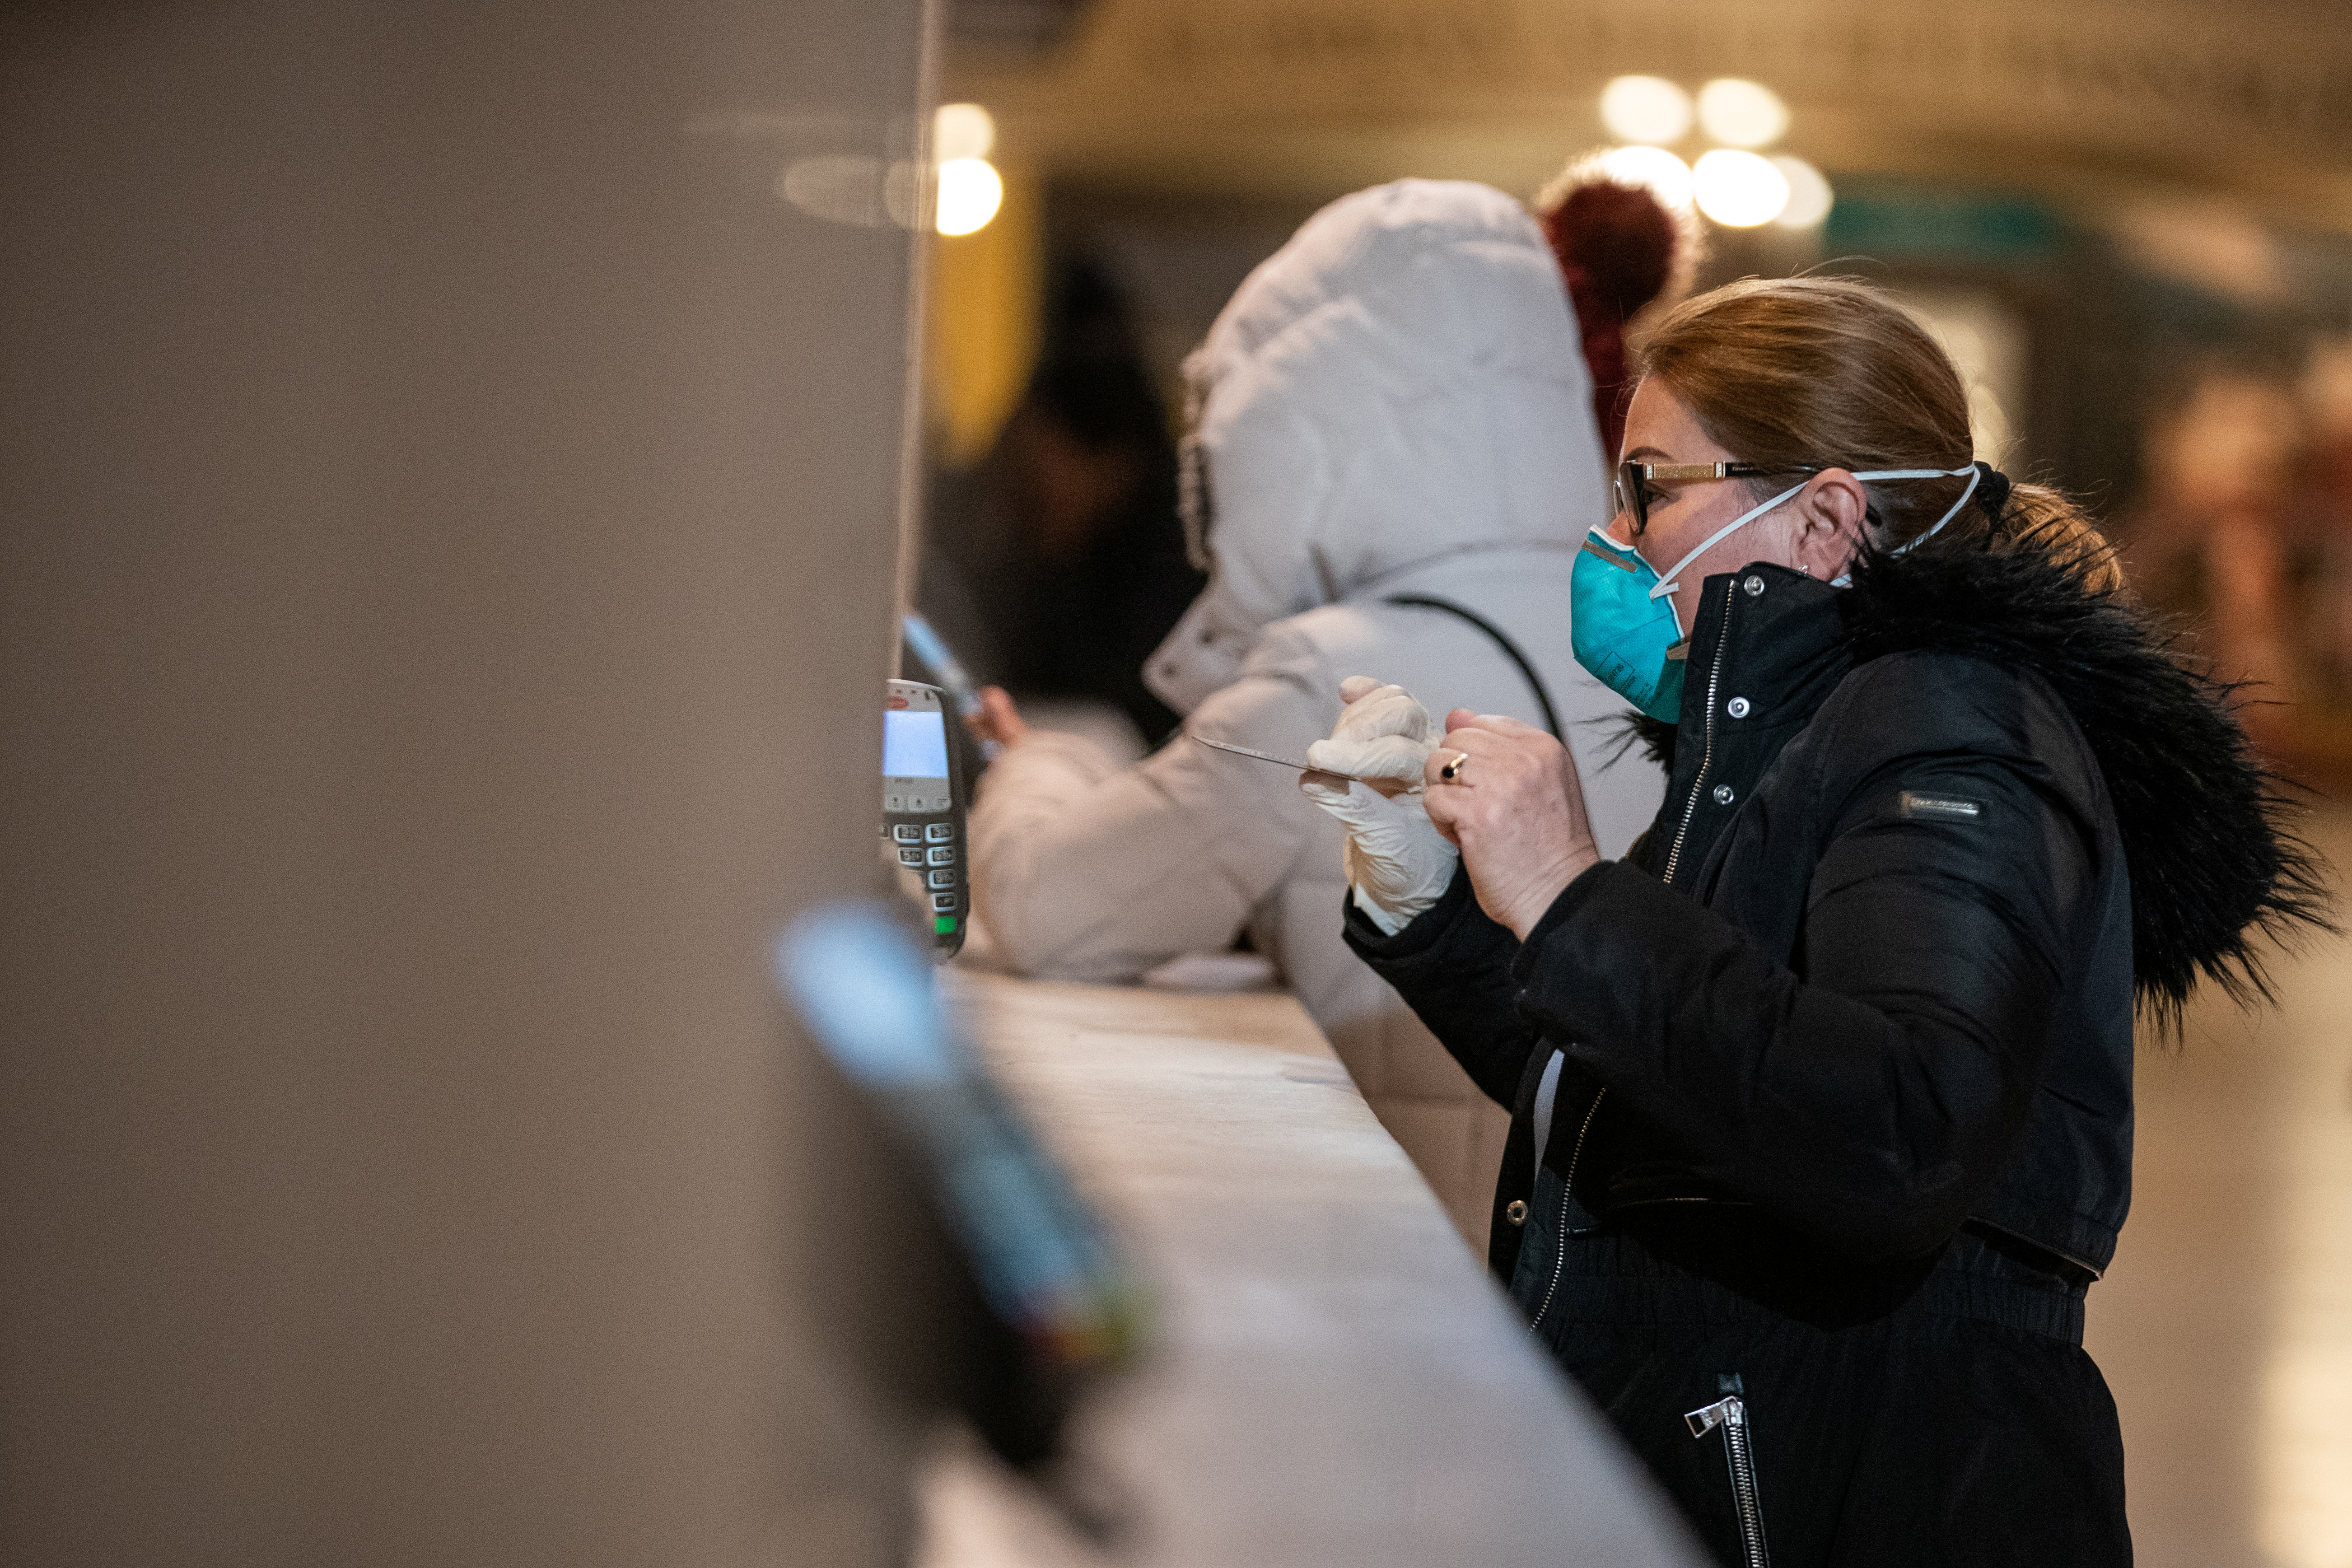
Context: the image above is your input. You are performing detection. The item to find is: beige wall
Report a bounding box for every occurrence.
[1,4,932,1562]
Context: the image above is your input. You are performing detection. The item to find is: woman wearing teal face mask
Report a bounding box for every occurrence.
[1569,421,1981,727]
[1305,276,2327,1565]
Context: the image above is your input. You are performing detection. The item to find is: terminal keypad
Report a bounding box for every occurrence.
[888,823,962,889]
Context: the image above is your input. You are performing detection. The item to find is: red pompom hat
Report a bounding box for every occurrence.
[1532,167,1696,464]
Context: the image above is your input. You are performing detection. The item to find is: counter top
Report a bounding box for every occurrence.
[920,967,1700,1567]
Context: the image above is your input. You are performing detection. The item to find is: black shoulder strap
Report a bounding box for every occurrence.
[1381,594,1563,740]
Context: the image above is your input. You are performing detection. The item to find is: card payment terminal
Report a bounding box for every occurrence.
[883,679,967,959]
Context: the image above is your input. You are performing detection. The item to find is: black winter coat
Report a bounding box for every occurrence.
[1347,531,2323,1566]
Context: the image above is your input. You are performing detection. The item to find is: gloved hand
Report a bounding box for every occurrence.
[1299,676,1459,936]
[1305,675,1440,790]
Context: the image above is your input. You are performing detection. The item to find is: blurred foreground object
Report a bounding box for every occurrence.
[1,2,959,1562]
[777,902,1141,1473]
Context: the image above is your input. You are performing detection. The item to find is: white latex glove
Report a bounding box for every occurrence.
[1299,676,1459,936]
[1305,675,1441,790]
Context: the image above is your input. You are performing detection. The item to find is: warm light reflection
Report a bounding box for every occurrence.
[1599,76,1693,145]
[1697,78,1789,148]
[779,155,907,228]
[1771,156,1833,228]
[935,157,1004,236]
[1595,145,1695,212]
[1692,149,1790,227]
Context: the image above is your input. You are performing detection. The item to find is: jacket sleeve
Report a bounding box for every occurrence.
[1513,668,2104,1261]
[967,623,1342,983]
[1342,862,1542,1109]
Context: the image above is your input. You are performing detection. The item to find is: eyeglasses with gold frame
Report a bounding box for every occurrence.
[1613,461,1824,537]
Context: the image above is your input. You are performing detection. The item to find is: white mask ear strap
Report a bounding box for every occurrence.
[1875,463,1982,553]
[1828,463,1982,586]
[1648,480,1810,603]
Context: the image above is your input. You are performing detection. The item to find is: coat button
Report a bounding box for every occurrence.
[1726,696,1751,718]
[1743,573,1766,596]
[1506,1199,1529,1225]
[1712,783,1735,805]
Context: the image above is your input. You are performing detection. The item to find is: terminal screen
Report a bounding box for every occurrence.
[882,708,949,778]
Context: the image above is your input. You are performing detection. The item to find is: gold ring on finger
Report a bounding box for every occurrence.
[1438,751,1471,783]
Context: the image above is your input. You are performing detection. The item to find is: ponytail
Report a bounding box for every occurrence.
[1998,482,2127,596]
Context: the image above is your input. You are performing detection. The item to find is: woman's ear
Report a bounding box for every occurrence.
[1790,469,1871,580]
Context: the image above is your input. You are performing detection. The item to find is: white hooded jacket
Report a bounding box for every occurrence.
[968,179,1664,1242]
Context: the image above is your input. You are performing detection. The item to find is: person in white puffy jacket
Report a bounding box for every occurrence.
[966,177,1666,1243]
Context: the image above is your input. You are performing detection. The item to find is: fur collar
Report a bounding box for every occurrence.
[1625,528,2332,1026]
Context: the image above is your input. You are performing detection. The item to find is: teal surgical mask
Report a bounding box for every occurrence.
[1570,464,1984,721]
[1569,524,1693,722]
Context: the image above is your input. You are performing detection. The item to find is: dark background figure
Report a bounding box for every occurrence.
[922,259,1203,746]
[2117,367,2304,754]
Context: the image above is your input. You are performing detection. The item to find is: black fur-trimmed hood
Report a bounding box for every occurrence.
[1626,528,2332,1025]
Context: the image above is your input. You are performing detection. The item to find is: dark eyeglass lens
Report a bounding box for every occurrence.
[1614,464,1648,534]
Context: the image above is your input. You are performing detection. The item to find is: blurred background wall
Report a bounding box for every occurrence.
[2,3,937,1563]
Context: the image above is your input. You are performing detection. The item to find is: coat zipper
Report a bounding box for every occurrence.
[1661,578,1737,888]
[1527,1087,1606,1336]
[1686,1378,1771,1568]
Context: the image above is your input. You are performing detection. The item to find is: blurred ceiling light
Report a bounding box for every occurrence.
[1595,145,1695,213]
[1692,149,1790,227]
[933,102,995,162]
[1696,78,1789,148]
[1770,156,1833,228]
[935,157,1004,236]
[1599,76,1693,145]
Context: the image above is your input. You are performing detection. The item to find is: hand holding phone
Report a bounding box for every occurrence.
[967,686,1028,750]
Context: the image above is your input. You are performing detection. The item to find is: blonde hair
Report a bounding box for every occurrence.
[1637,276,2122,593]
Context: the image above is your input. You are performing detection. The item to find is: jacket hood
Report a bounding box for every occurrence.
[1627,529,2331,1023]
[1145,178,1607,713]
[1844,530,2332,1024]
